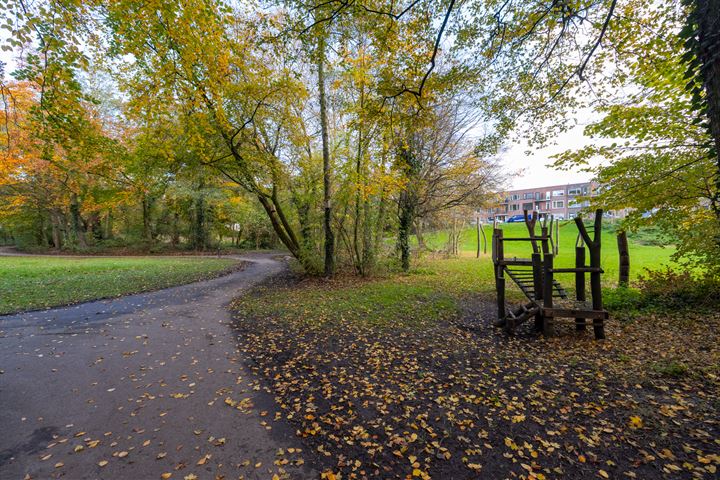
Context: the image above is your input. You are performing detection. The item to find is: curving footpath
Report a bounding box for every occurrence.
[0,253,315,479]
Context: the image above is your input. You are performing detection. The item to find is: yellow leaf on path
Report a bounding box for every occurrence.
[40,454,52,461]
[196,454,210,465]
[598,470,609,478]
[54,462,64,468]
[98,460,108,467]
[184,475,197,480]
[629,416,643,428]
[74,445,84,452]
[118,451,129,458]
[161,474,172,479]
[143,440,151,447]
[157,452,167,459]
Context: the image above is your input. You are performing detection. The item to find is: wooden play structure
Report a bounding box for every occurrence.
[491,209,608,339]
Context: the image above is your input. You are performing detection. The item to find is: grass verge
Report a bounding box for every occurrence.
[0,256,239,314]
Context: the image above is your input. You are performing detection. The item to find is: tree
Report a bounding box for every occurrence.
[551,2,719,272]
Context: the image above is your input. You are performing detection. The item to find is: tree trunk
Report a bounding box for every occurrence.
[617,230,630,287]
[192,192,207,250]
[141,194,152,241]
[104,212,114,240]
[318,34,335,277]
[398,190,415,272]
[415,219,427,251]
[70,193,87,248]
[50,210,62,249]
[374,162,388,255]
[695,0,720,239]
[171,211,180,246]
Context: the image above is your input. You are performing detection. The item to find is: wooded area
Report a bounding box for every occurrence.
[1,0,719,276]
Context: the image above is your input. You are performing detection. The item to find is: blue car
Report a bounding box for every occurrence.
[506,214,532,223]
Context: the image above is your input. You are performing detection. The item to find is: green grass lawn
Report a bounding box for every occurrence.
[418,221,678,282]
[0,256,238,314]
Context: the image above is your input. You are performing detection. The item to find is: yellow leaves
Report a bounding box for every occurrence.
[511,414,526,423]
[224,396,253,413]
[321,472,337,480]
[117,451,129,458]
[160,474,172,479]
[74,445,84,453]
[628,416,643,429]
[598,470,609,478]
[183,475,197,480]
[98,460,108,467]
[54,462,64,468]
[196,454,211,465]
[157,452,167,459]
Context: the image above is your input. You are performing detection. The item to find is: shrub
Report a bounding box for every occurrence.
[652,360,688,378]
[637,267,720,310]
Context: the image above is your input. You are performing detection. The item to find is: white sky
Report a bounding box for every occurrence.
[501,125,597,190]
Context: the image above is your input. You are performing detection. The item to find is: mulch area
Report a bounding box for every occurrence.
[231,275,719,479]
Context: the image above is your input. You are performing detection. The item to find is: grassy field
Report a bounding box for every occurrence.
[0,256,238,314]
[418,221,677,282]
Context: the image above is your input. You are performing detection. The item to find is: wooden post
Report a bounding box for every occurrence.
[494,229,506,324]
[574,210,606,340]
[541,226,550,255]
[575,245,586,331]
[523,210,539,254]
[481,221,487,255]
[542,253,555,336]
[617,230,630,287]
[554,218,560,255]
[477,217,481,258]
[532,252,543,332]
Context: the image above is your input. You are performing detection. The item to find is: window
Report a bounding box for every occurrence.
[510,204,520,211]
[510,194,520,201]
[568,187,582,196]
[552,190,565,197]
[552,200,564,209]
[523,193,534,199]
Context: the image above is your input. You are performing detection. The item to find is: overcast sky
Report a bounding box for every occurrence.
[501,125,597,190]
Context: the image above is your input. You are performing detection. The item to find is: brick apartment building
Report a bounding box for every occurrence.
[480,181,627,222]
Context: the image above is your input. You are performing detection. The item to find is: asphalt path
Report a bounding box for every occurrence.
[0,252,314,480]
